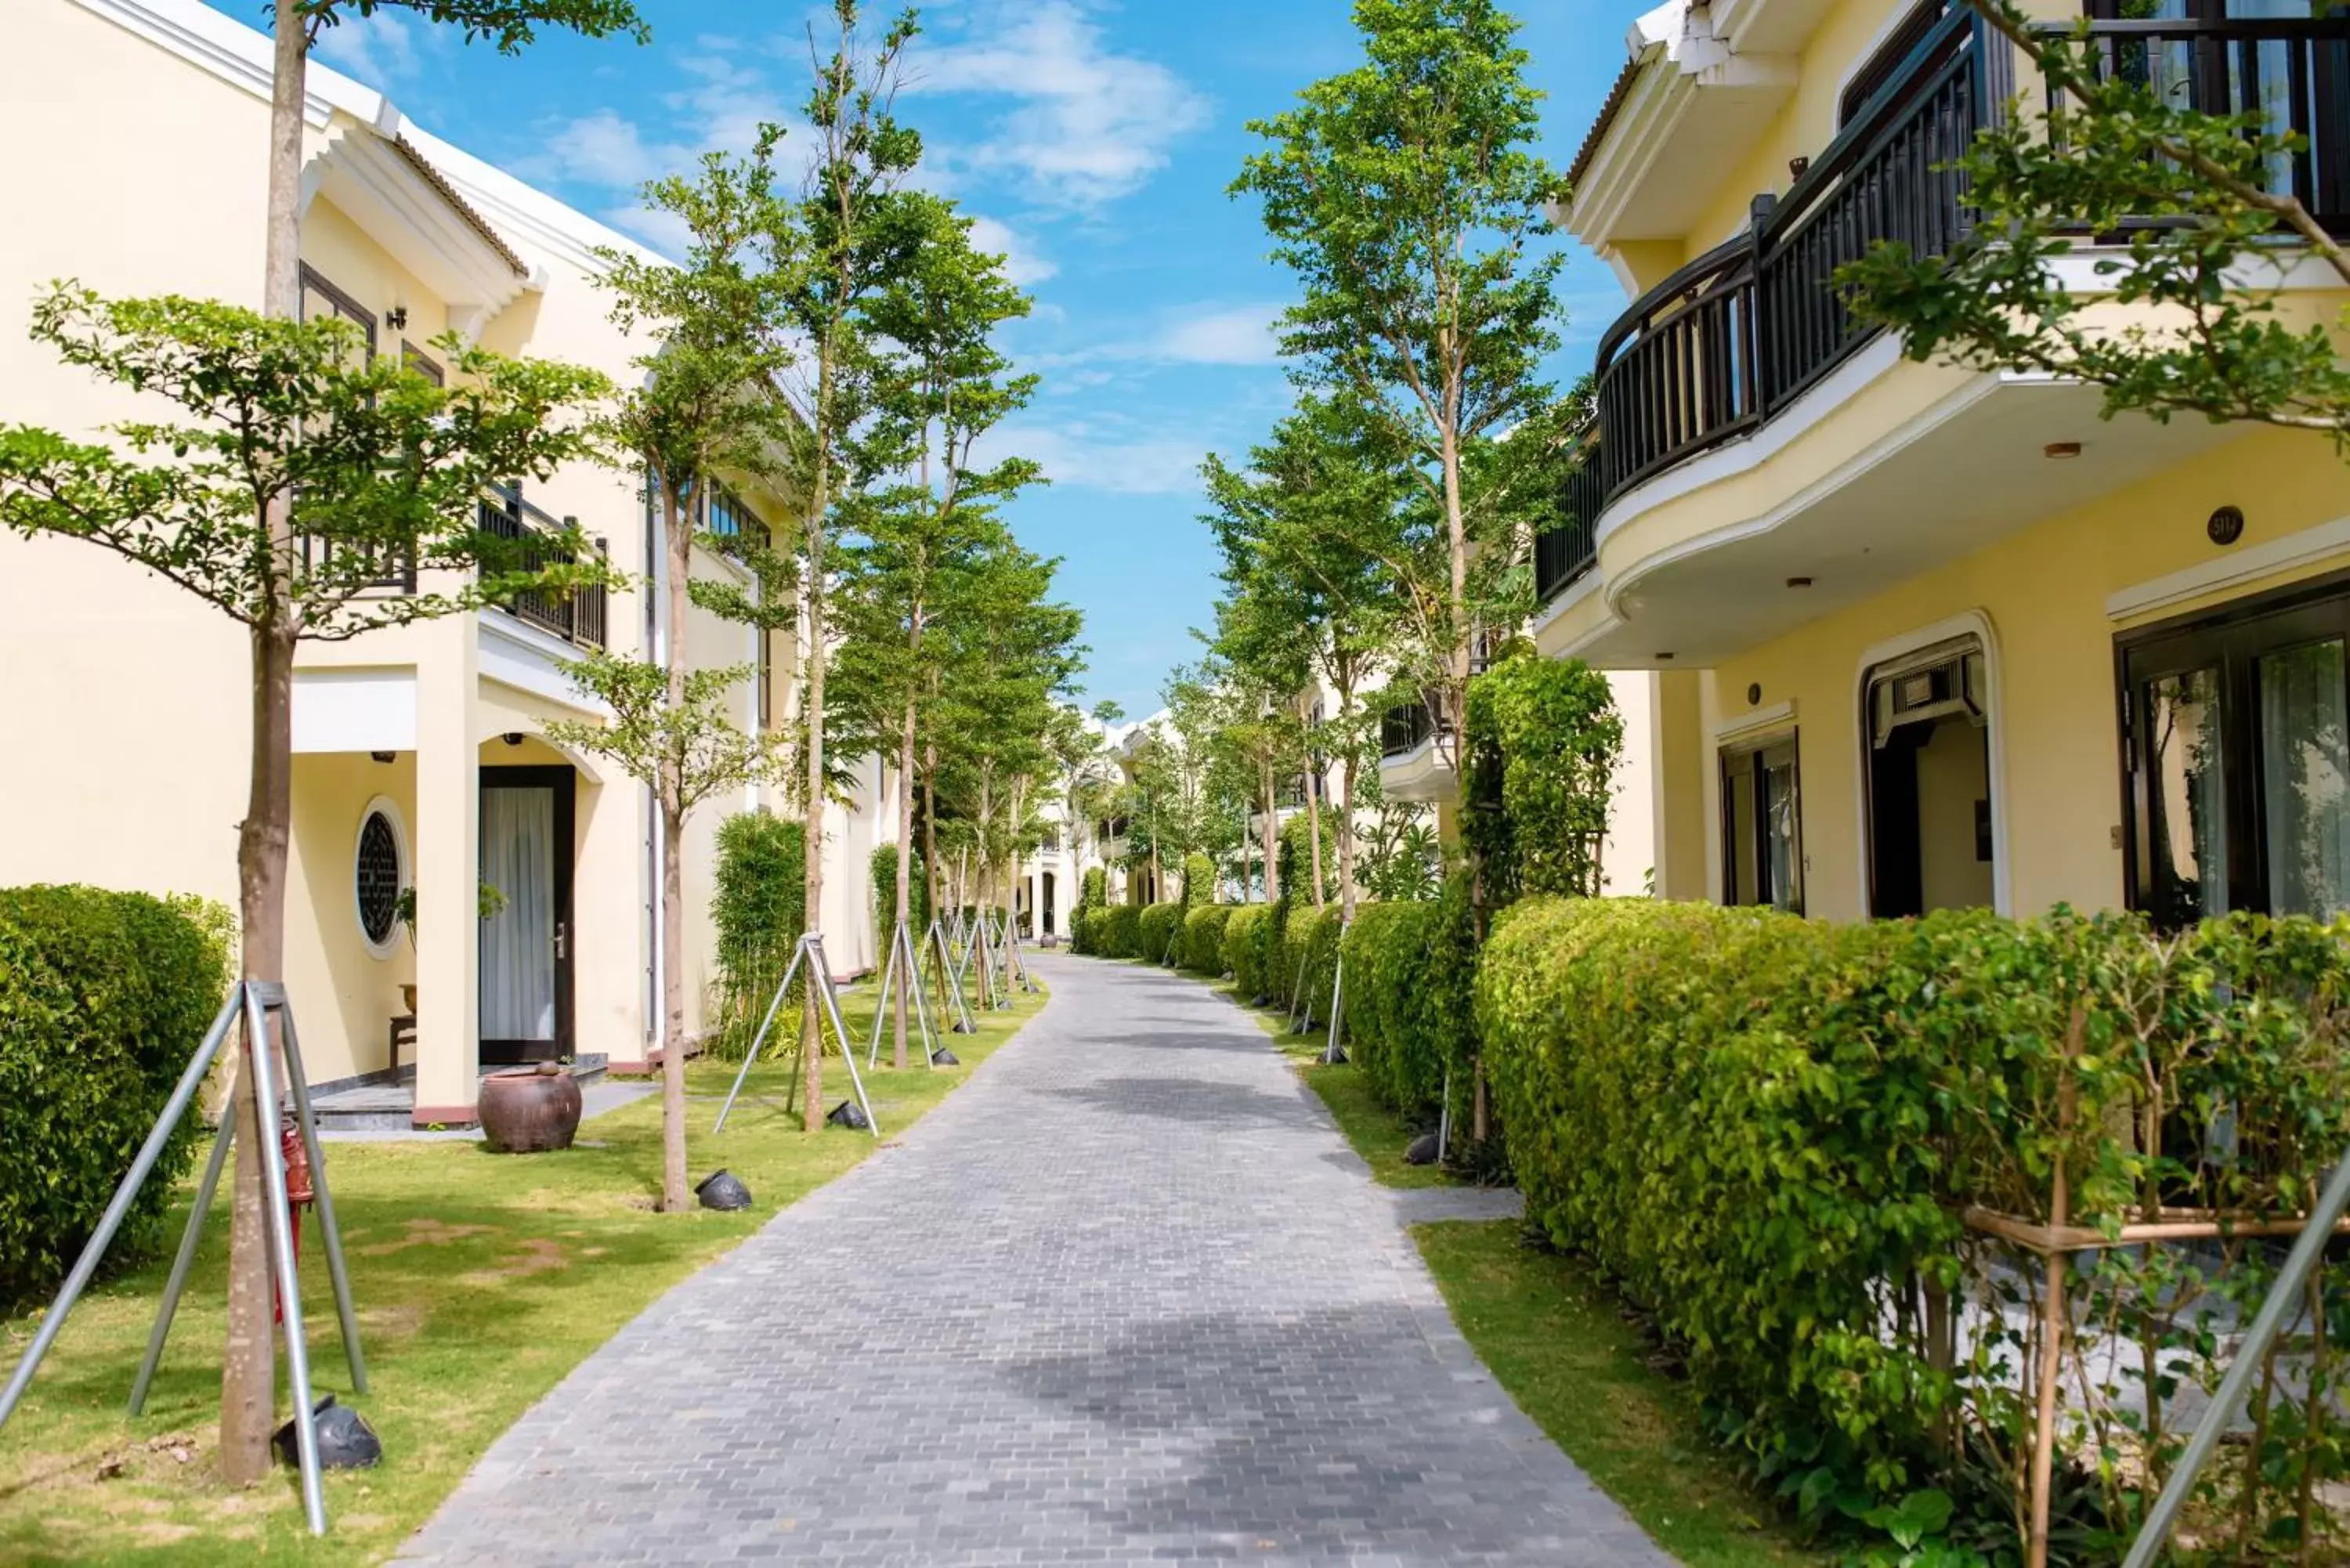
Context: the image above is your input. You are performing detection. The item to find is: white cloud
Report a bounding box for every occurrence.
[1152,303,1282,366]
[604,203,698,259]
[537,109,685,191]
[988,422,1208,495]
[315,10,420,86]
[965,215,1058,286]
[913,2,1210,208]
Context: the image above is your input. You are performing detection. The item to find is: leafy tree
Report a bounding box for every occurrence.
[553,137,796,1214]
[220,0,648,1487]
[1234,0,1567,758]
[771,0,925,1129]
[1198,600,1314,904]
[833,195,1037,1066]
[1202,394,1406,919]
[0,291,606,1481]
[1842,0,2350,445]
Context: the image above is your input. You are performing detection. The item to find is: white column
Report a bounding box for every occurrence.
[412,626,479,1125]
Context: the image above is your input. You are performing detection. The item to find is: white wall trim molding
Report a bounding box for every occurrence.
[478,611,610,717]
[2106,513,2350,623]
[1712,699,1796,745]
[1595,331,1911,554]
[70,0,659,278]
[292,667,416,753]
[1849,610,2012,917]
[1603,359,2011,620]
[1529,558,1607,638]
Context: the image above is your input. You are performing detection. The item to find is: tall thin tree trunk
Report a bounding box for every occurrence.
[801,499,829,1133]
[893,686,916,1069]
[219,0,308,1487]
[1338,675,1359,923]
[922,742,941,935]
[1306,764,1326,909]
[658,486,691,1212]
[1260,761,1279,903]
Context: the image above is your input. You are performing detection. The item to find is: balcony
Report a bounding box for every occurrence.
[1378,700,1456,804]
[1541,5,2350,609]
[477,486,607,648]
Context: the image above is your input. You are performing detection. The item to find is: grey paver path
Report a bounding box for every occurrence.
[395,954,1671,1567]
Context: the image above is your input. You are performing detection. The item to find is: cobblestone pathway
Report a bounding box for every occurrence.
[396,955,1669,1567]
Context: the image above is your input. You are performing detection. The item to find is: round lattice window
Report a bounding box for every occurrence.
[354,800,408,958]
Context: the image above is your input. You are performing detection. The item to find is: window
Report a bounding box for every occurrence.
[354,798,409,959]
[402,342,443,385]
[707,486,762,540]
[1722,734,1803,912]
[298,265,374,363]
[1865,636,1995,918]
[2119,576,2350,925]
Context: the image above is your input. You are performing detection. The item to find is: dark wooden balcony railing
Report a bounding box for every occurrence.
[1380,701,1438,761]
[1549,5,2350,609]
[477,486,607,648]
[2072,15,2350,231]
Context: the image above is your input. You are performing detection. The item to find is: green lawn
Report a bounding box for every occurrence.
[1188,967,1822,1567]
[0,981,1047,1567]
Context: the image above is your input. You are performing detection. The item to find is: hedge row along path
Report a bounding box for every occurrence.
[394,953,1666,1566]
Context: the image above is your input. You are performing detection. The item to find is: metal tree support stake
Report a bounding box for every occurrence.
[866,918,941,1070]
[713,932,879,1137]
[924,918,978,1035]
[1322,948,1348,1066]
[1288,950,1313,1034]
[2119,1137,2350,1568]
[0,981,365,1539]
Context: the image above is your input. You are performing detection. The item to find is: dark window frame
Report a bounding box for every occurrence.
[298,263,376,358]
[2114,567,2350,924]
[1840,0,1952,126]
[1719,728,1805,913]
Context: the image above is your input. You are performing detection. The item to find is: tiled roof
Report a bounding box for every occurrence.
[1565,52,1650,200]
[392,135,530,278]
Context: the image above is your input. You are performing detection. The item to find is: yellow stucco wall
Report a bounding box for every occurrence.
[1677,427,2350,922]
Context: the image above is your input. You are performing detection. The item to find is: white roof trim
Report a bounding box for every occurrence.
[71,0,664,277]
[302,114,540,334]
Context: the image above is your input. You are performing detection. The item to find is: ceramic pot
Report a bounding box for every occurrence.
[477,1063,582,1153]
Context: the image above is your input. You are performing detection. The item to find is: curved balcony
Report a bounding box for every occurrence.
[1546,6,2350,611]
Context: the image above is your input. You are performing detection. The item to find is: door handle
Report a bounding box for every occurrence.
[554,921,568,960]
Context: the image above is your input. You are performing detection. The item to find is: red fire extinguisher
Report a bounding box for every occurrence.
[274,1111,315,1324]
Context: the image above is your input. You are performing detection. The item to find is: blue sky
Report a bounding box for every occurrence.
[313,0,1652,717]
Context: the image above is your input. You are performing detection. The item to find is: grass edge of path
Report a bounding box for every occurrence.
[0,980,1050,1568]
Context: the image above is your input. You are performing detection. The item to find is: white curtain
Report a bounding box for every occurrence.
[480,788,556,1040]
[2260,640,2350,919]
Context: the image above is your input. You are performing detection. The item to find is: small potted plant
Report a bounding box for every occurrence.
[393,880,508,1014]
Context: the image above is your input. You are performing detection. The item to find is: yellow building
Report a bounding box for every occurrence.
[0,0,895,1125]
[1544,0,2350,925]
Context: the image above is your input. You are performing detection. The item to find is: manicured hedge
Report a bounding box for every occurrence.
[1284,905,1344,1026]
[867,841,929,938]
[1180,851,1214,907]
[0,886,230,1304]
[1138,901,1184,965]
[1070,866,1108,954]
[1225,905,1274,999]
[1181,905,1232,974]
[710,811,807,1059]
[1336,901,1444,1118]
[1099,903,1141,959]
[1477,895,2350,1546]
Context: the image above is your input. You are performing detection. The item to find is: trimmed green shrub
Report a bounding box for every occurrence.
[1286,905,1345,1026]
[1338,901,1448,1118]
[1070,865,1108,954]
[1461,655,1622,905]
[1180,851,1214,907]
[1137,901,1184,965]
[1181,905,1232,974]
[1100,903,1141,959]
[1225,904,1274,999]
[868,841,929,940]
[0,885,229,1304]
[1477,896,2350,1550]
[709,811,807,1060]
